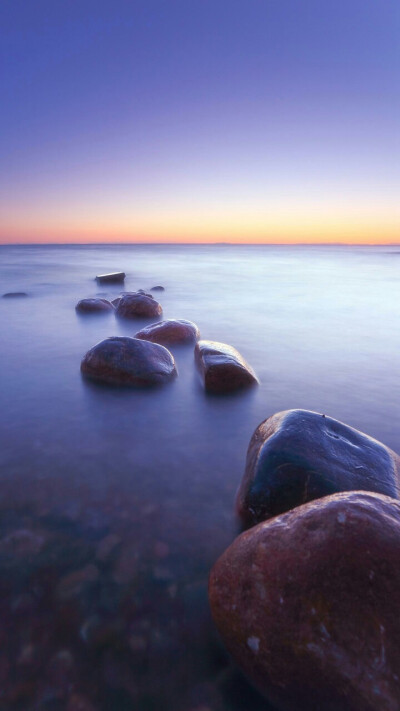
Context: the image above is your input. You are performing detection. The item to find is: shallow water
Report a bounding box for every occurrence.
[0,244,399,710]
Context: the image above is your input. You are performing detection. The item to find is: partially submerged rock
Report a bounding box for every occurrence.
[2,292,28,298]
[115,292,162,319]
[150,285,165,292]
[95,272,125,284]
[75,298,114,314]
[236,409,400,527]
[195,341,258,393]
[135,319,200,345]
[81,337,176,387]
[209,491,400,711]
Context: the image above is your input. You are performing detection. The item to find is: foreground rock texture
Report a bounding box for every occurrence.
[116,292,162,319]
[236,409,400,527]
[135,319,200,345]
[75,298,114,313]
[95,272,125,284]
[81,337,176,386]
[195,341,258,393]
[210,491,400,711]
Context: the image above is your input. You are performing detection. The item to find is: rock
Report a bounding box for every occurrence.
[135,319,200,345]
[115,292,162,319]
[2,291,28,298]
[75,298,114,313]
[195,341,258,393]
[81,337,177,387]
[0,528,46,557]
[95,272,125,284]
[111,297,121,307]
[236,409,400,528]
[150,285,165,292]
[96,533,121,562]
[209,491,400,711]
[57,564,99,600]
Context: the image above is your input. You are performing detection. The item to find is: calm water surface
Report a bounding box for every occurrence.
[0,244,399,710]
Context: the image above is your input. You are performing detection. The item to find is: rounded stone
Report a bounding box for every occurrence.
[81,336,177,387]
[115,292,162,319]
[75,298,114,313]
[135,319,200,345]
[236,409,400,528]
[209,491,400,711]
[195,340,258,393]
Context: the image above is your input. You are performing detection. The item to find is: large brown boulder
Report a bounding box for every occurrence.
[135,319,200,345]
[195,341,258,393]
[115,292,162,319]
[80,337,176,386]
[236,409,400,528]
[75,298,114,313]
[209,491,400,711]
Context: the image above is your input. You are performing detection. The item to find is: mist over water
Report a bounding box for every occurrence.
[0,244,399,710]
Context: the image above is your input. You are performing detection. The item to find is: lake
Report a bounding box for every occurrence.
[0,243,399,710]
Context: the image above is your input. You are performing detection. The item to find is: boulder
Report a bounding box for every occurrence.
[236,409,400,528]
[195,341,258,393]
[135,319,200,345]
[2,292,28,298]
[151,285,165,292]
[209,491,400,711]
[95,272,125,284]
[75,298,114,314]
[81,337,177,387]
[115,292,162,319]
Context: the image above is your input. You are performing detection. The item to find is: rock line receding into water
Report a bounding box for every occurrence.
[236,409,400,528]
[75,298,114,313]
[81,336,177,386]
[95,272,125,284]
[195,340,258,393]
[209,491,400,711]
[135,319,200,345]
[115,292,163,319]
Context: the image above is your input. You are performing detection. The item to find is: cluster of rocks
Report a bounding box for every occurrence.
[78,280,258,393]
[209,409,400,711]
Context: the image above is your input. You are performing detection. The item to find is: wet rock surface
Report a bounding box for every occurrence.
[75,299,114,314]
[116,292,162,319]
[81,337,177,387]
[210,491,400,711]
[195,341,258,394]
[135,319,200,346]
[95,272,125,284]
[236,409,400,527]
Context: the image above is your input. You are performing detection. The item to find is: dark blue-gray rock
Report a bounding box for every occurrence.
[2,292,28,298]
[236,409,400,528]
[150,285,165,292]
[81,337,176,386]
[75,298,114,313]
[195,341,258,393]
[210,491,400,711]
[95,272,125,284]
[135,319,200,345]
[115,292,162,319]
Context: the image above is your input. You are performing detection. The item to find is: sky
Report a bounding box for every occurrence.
[0,0,399,244]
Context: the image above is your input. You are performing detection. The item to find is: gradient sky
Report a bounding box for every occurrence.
[1,0,399,244]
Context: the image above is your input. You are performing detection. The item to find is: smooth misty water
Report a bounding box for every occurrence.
[0,244,399,711]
